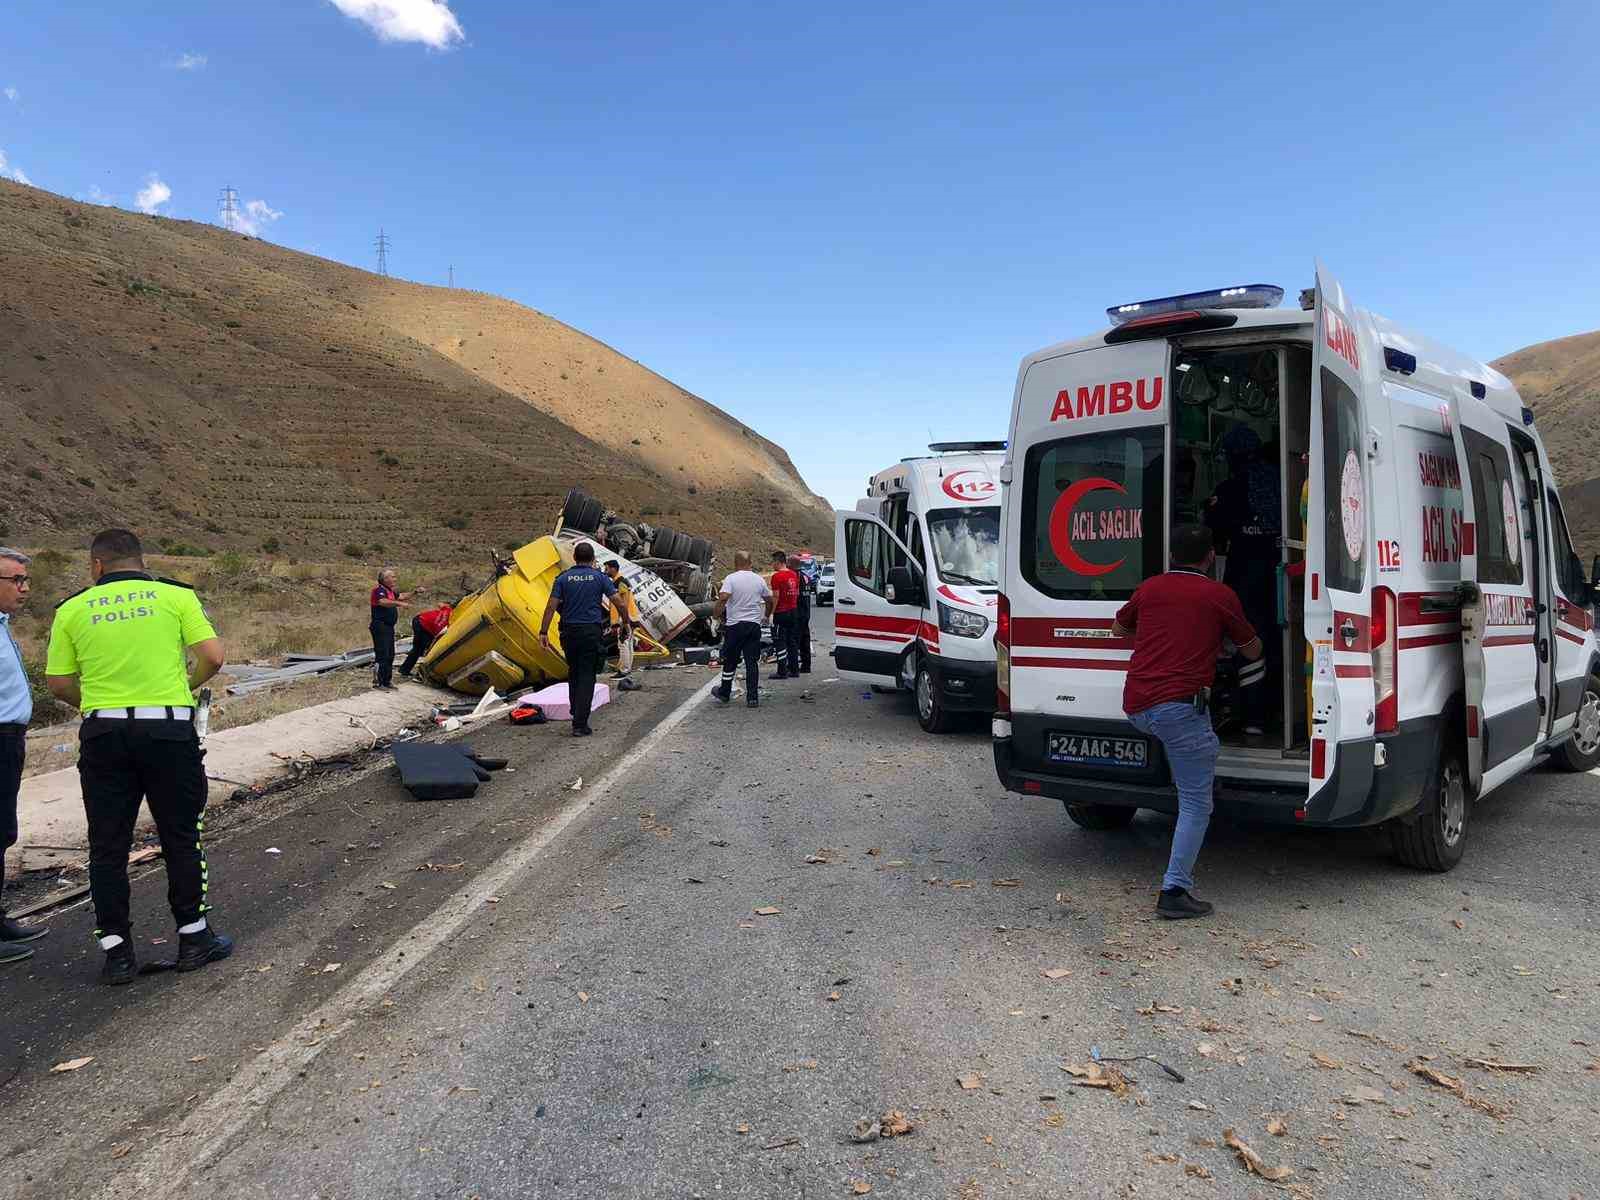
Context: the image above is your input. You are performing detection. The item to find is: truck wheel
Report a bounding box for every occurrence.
[1390,742,1469,871]
[688,536,713,570]
[914,657,954,734]
[1552,676,1600,772]
[1063,802,1138,830]
[561,489,604,534]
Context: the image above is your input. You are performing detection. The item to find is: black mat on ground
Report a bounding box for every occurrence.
[392,742,499,801]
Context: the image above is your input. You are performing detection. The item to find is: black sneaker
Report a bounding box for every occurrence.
[0,915,48,944]
[177,928,234,972]
[572,726,593,737]
[101,942,138,985]
[712,689,731,705]
[1,941,33,965]
[747,696,760,708]
[1156,889,1214,920]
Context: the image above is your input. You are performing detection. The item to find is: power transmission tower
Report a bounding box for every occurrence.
[375,228,390,277]
[218,185,240,232]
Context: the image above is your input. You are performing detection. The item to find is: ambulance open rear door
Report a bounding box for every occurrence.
[832,509,925,688]
[1306,263,1380,817]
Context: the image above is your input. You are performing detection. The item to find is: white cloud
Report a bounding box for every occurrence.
[3,87,17,102]
[172,53,208,70]
[0,148,31,185]
[135,175,172,215]
[83,185,114,206]
[234,197,284,237]
[328,0,464,49]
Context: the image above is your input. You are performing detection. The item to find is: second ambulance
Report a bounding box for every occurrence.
[992,264,1599,870]
[833,443,1004,732]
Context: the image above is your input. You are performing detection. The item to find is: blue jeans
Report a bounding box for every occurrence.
[1128,700,1219,893]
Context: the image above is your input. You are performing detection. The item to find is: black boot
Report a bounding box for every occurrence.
[100,941,137,986]
[1156,888,1214,920]
[0,914,48,944]
[177,926,235,972]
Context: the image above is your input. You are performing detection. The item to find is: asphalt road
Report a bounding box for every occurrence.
[5,611,1599,1200]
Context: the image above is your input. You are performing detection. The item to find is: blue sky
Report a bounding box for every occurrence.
[4,1,1598,508]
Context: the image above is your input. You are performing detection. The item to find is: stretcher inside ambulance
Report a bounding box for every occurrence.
[992,267,1600,870]
[833,443,1005,732]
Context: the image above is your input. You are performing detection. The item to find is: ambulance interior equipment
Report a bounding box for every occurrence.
[833,442,1006,732]
[994,268,1600,871]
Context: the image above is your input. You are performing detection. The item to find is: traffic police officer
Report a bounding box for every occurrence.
[538,541,618,737]
[45,529,232,985]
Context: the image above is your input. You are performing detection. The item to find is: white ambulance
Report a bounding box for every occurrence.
[833,443,1005,732]
[993,265,1600,870]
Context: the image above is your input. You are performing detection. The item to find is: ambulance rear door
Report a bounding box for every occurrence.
[1449,394,1542,795]
[1307,263,1380,811]
[833,509,925,688]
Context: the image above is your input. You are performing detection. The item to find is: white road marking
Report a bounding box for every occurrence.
[99,677,717,1196]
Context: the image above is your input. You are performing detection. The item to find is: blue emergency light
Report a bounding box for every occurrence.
[1107,284,1284,325]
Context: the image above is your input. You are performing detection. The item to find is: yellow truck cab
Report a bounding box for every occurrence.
[992,265,1600,870]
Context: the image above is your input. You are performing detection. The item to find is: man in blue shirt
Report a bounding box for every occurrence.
[538,541,619,737]
[0,547,48,962]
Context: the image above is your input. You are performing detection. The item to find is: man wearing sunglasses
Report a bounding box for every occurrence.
[0,547,48,963]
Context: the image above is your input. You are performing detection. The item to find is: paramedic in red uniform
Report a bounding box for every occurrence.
[399,601,453,679]
[1111,524,1262,920]
[769,551,802,680]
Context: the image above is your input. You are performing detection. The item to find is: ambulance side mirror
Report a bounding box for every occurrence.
[886,565,924,608]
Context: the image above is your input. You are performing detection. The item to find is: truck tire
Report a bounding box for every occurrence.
[561,489,604,534]
[686,568,708,602]
[688,536,713,570]
[1551,676,1600,772]
[914,656,954,734]
[1390,740,1469,871]
[652,527,688,561]
[1063,802,1138,830]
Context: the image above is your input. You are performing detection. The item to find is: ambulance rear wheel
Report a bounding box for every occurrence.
[915,658,954,734]
[1390,743,1469,872]
[1552,677,1600,772]
[1063,802,1138,830]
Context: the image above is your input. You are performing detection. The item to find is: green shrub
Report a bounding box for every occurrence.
[343,543,364,558]
[260,536,281,553]
[444,515,468,531]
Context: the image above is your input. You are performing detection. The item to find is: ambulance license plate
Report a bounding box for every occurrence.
[1047,733,1148,768]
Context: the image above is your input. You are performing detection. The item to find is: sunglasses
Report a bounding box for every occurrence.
[0,575,27,587]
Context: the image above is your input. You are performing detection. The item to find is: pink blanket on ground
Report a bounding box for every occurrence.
[527,683,610,722]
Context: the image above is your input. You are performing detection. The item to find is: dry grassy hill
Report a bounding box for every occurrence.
[0,179,832,562]
[1493,329,1600,557]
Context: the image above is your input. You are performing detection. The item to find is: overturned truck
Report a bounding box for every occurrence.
[418,490,719,695]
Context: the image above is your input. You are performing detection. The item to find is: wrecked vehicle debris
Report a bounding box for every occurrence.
[416,491,722,695]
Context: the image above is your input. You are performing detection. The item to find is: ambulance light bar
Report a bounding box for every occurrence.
[929,440,1007,453]
[1107,285,1284,325]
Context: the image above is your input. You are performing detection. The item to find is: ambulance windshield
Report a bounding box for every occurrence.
[927,507,1000,586]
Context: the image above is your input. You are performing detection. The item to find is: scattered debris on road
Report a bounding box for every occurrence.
[50,1057,94,1074]
[1223,1127,1293,1183]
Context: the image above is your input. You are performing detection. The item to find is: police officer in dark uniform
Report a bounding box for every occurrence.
[538,541,618,738]
[45,529,232,985]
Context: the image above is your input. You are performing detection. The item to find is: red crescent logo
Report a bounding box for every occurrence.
[1047,477,1128,577]
[941,470,992,502]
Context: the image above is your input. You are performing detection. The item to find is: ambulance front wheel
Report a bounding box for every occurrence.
[915,658,954,734]
[1552,677,1600,773]
[1063,802,1138,830]
[1389,743,1469,872]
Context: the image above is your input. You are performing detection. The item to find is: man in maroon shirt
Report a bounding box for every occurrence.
[1112,524,1261,919]
[769,550,802,680]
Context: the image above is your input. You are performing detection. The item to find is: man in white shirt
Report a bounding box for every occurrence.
[712,551,774,708]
